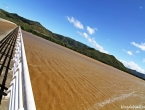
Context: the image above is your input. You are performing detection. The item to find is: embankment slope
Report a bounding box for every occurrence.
[0,18,16,40]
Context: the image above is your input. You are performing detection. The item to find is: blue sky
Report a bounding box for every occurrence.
[0,0,145,74]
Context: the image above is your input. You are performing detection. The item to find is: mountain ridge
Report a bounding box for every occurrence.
[1,8,144,80]
[128,69,145,80]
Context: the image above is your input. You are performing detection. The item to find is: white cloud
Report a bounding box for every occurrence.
[3,3,8,9]
[77,31,108,54]
[122,49,133,56]
[131,42,145,51]
[66,16,84,29]
[87,26,97,35]
[120,60,145,74]
[127,51,133,55]
[135,50,139,53]
[143,58,145,63]
[77,31,88,38]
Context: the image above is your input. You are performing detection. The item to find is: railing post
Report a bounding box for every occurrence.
[14,70,18,110]
[11,75,16,110]
[8,59,16,110]
[18,66,23,110]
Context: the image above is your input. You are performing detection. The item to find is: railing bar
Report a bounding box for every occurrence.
[20,26,36,110]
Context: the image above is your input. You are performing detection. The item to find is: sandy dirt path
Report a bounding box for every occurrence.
[0,18,16,40]
[0,19,16,110]
[22,31,145,110]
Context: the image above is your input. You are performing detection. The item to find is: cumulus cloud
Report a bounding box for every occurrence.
[131,42,145,51]
[87,26,97,35]
[120,60,145,74]
[127,51,133,55]
[66,16,84,29]
[122,49,133,55]
[143,58,145,63]
[135,50,139,53]
[77,31,108,54]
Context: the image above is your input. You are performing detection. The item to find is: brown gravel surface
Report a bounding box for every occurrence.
[22,31,145,110]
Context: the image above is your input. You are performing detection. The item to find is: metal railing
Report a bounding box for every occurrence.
[7,26,36,110]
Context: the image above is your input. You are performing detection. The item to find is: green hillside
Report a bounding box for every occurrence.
[0,9,132,74]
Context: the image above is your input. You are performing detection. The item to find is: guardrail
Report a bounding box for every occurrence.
[7,26,36,110]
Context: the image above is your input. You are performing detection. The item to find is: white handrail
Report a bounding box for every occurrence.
[20,27,36,110]
[8,26,36,110]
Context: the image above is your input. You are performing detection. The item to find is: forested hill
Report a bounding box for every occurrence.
[0,8,136,77]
